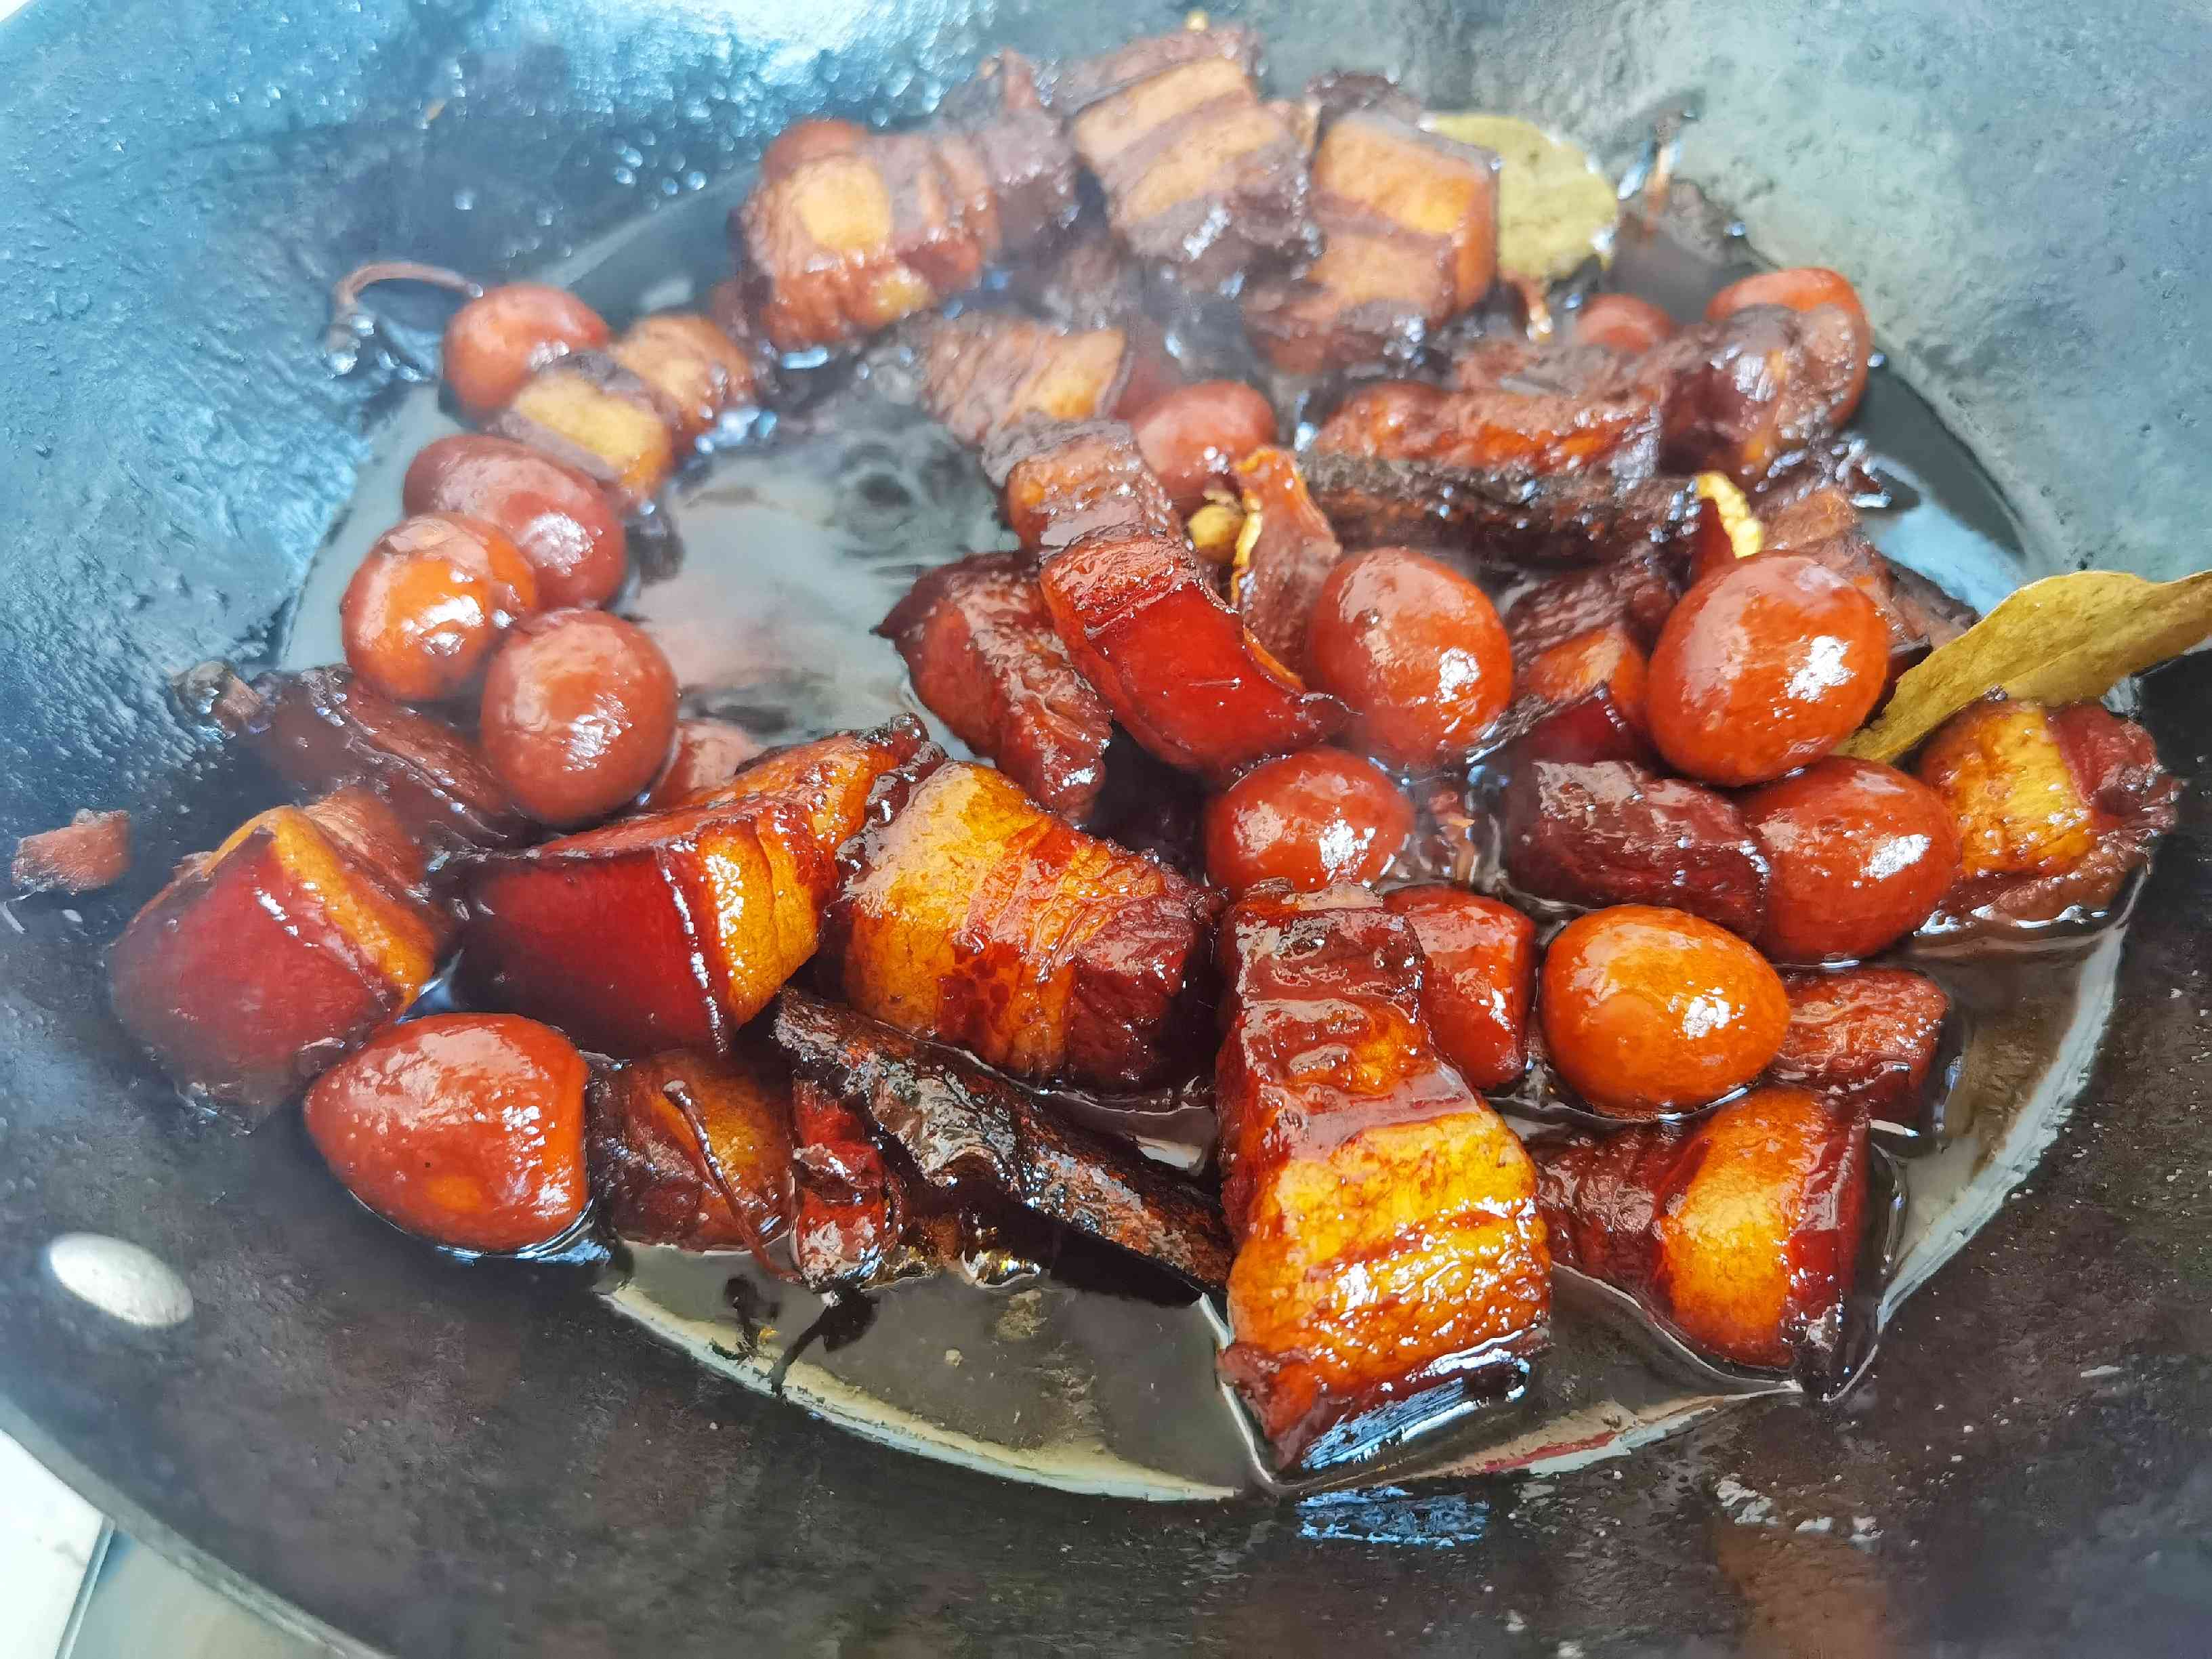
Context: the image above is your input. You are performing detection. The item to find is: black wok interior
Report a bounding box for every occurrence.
[3,1,2212,1652]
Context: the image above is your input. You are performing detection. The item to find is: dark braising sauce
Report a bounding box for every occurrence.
[278,173,2133,1499]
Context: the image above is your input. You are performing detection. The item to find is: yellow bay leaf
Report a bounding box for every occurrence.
[1425,112,1619,282]
[1839,568,2212,763]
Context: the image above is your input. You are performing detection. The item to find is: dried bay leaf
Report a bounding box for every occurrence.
[1425,112,1619,282]
[1839,568,2212,763]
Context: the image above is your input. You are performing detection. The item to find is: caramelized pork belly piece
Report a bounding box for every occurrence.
[639,718,767,811]
[1501,552,1684,663]
[1534,1086,1869,1375]
[1215,885,1550,1468]
[774,991,1232,1287]
[1759,487,1976,679]
[1230,447,1346,677]
[1040,522,1348,778]
[202,663,529,851]
[827,760,1217,1089]
[587,1043,795,1255]
[1314,380,1659,481]
[1514,623,1652,744]
[1770,968,1949,1119]
[1245,112,1498,374]
[734,91,1078,352]
[790,1073,964,1292]
[1503,759,1769,938]
[110,792,442,1119]
[13,809,130,895]
[1644,303,1866,495]
[459,719,932,1056]
[1050,25,1315,291]
[1300,448,1706,568]
[877,549,1115,822]
[1007,226,1184,416]
[989,418,1181,551]
[918,313,1131,448]
[493,352,677,509]
[1915,698,2177,936]
[1382,885,1538,1093]
[609,312,761,445]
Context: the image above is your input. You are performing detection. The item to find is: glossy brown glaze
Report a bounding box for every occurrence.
[1770,967,1949,1119]
[1534,1085,1869,1374]
[1203,749,1414,898]
[1382,885,1537,1092]
[1500,551,1683,662]
[339,513,539,703]
[991,418,1182,554]
[442,282,610,418]
[1706,267,1871,420]
[402,434,629,611]
[1539,904,1790,1118]
[1916,698,2179,934]
[773,991,1232,1288]
[110,798,442,1118]
[1245,110,1498,374]
[1575,293,1676,354]
[1307,547,1513,768]
[1314,380,1659,480]
[586,1043,795,1256]
[1505,759,1769,938]
[829,761,1217,1089]
[1517,623,1651,740]
[1646,553,1889,786]
[1129,379,1277,511]
[878,549,1114,822]
[304,1013,589,1254]
[12,809,130,895]
[638,718,767,811]
[1230,447,1345,679]
[214,665,530,851]
[1741,757,1961,963]
[1215,885,1549,1468]
[479,609,680,827]
[459,720,930,1057]
[1645,303,1864,495]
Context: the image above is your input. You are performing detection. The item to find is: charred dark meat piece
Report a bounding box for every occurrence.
[733,83,1078,352]
[1769,968,1950,1119]
[790,1074,972,1293]
[918,313,1132,448]
[1533,1087,1870,1377]
[1503,757,1769,937]
[587,1044,796,1257]
[1314,380,1658,481]
[1245,112,1499,374]
[878,549,1117,822]
[1643,303,1866,495]
[1049,25,1315,291]
[459,721,934,1057]
[827,759,1219,1089]
[774,990,1232,1288]
[1500,551,1684,663]
[1215,884,1550,1468]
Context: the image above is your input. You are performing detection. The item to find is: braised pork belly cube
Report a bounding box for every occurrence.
[1382,885,1538,1093]
[734,89,1079,352]
[1215,885,1550,1469]
[1916,698,2177,935]
[827,761,1218,1089]
[1299,448,1706,568]
[988,418,1182,553]
[610,312,760,445]
[1245,111,1499,374]
[877,549,1115,822]
[587,1043,796,1255]
[201,663,528,852]
[1503,758,1769,938]
[1313,380,1659,480]
[1534,1086,1870,1376]
[1514,623,1652,744]
[1770,968,1950,1120]
[773,992,1232,1288]
[1051,25,1315,291]
[1646,303,1864,496]
[789,1073,963,1293]
[110,791,443,1119]
[1500,551,1683,663]
[493,352,678,508]
[1230,447,1346,677]
[459,719,933,1056]
[919,313,1132,448]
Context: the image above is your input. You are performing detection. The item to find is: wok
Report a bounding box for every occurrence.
[3,0,2210,1652]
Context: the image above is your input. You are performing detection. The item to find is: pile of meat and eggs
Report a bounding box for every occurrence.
[37,24,2187,1475]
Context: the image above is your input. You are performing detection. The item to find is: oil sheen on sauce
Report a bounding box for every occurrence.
[278,177,2132,1503]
